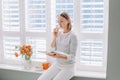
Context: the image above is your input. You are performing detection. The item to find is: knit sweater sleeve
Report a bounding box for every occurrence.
[67,34,77,61]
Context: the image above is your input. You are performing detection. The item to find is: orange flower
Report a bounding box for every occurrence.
[27,52,32,57]
[14,52,18,57]
[14,44,32,60]
[23,48,27,53]
[22,44,26,48]
[20,50,24,54]
[28,45,32,50]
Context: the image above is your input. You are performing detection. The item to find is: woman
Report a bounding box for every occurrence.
[37,12,77,80]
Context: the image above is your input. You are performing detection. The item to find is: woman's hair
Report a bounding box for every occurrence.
[59,12,72,30]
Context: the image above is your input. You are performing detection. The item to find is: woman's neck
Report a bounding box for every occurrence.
[63,29,70,33]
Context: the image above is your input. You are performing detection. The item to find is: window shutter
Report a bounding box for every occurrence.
[2,0,20,31]
[56,0,74,20]
[25,0,47,61]
[26,37,47,62]
[3,37,20,59]
[79,0,108,71]
[80,0,104,33]
[80,40,104,66]
[51,0,74,30]
[2,0,20,60]
[25,0,46,32]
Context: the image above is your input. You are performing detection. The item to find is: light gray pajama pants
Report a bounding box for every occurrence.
[37,62,74,80]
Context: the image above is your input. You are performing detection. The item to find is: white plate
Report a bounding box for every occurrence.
[34,66,43,71]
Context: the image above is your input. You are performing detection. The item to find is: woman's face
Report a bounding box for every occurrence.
[58,16,69,29]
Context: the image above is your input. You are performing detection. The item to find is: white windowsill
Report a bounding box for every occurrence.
[0,64,43,74]
[75,71,106,79]
[0,64,106,79]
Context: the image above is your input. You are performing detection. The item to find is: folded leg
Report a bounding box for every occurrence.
[37,63,60,80]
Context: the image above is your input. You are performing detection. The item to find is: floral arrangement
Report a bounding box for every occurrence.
[14,44,33,60]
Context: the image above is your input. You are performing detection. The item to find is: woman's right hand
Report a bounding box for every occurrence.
[53,28,59,38]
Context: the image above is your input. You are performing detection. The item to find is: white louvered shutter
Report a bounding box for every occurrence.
[51,0,74,30]
[3,37,20,59]
[2,0,20,60]
[55,0,74,21]
[80,0,104,33]
[26,37,47,62]
[25,0,46,32]
[25,0,47,61]
[2,0,20,31]
[80,40,104,66]
[79,0,108,71]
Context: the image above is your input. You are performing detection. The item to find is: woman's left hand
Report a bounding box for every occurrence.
[53,54,67,60]
[47,53,67,60]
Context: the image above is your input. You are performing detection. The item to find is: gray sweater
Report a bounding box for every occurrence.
[51,31,77,65]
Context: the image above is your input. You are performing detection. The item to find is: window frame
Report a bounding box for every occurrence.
[0,0,109,78]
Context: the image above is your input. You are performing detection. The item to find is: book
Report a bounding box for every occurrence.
[48,51,68,56]
[38,51,68,56]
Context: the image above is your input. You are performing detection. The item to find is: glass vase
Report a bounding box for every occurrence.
[23,59,31,70]
[21,56,32,70]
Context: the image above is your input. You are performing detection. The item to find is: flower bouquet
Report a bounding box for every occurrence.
[14,44,33,69]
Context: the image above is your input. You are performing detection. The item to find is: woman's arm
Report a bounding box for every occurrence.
[51,28,59,48]
[51,37,57,48]
[67,34,77,61]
